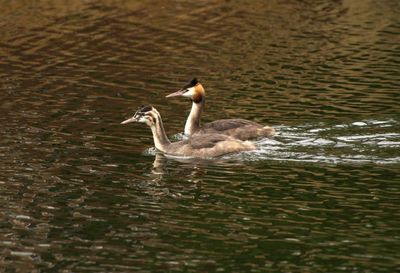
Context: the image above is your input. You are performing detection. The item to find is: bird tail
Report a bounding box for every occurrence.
[263,126,276,137]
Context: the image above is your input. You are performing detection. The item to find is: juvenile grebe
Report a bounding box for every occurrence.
[166,78,275,140]
[121,105,256,158]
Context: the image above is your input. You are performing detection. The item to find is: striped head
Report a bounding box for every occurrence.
[121,105,159,127]
[166,78,205,103]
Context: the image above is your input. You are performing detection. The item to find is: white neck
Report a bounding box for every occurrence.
[184,101,203,135]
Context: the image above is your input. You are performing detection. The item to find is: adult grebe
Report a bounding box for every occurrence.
[121,105,256,158]
[166,78,275,140]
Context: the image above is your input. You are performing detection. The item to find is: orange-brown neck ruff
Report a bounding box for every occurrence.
[192,92,203,103]
[192,84,205,104]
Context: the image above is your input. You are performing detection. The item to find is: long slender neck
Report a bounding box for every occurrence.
[149,115,171,152]
[184,99,204,135]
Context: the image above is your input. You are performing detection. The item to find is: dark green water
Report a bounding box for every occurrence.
[1,0,399,272]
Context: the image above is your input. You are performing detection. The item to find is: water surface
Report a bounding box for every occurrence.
[1,0,399,272]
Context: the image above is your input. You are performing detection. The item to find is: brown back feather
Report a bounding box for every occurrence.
[202,119,262,131]
[188,134,230,149]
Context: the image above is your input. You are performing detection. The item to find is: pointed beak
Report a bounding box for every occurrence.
[120,116,137,124]
[166,89,185,98]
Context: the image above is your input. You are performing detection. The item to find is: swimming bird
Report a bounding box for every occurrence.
[121,105,256,158]
[166,78,275,140]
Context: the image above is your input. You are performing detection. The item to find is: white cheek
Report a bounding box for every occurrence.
[182,86,196,98]
[139,116,147,123]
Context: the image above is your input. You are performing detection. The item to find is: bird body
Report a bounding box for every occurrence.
[121,106,255,158]
[166,78,275,140]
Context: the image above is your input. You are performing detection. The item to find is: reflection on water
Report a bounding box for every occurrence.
[1,0,399,272]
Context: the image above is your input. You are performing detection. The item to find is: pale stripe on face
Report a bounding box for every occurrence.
[182,86,196,98]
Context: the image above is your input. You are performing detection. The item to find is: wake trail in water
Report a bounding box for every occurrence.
[240,119,400,164]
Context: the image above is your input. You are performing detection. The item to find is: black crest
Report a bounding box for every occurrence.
[182,78,199,90]
[136,105,153,114]
[190,78,198,86]
[140,105,153,112]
